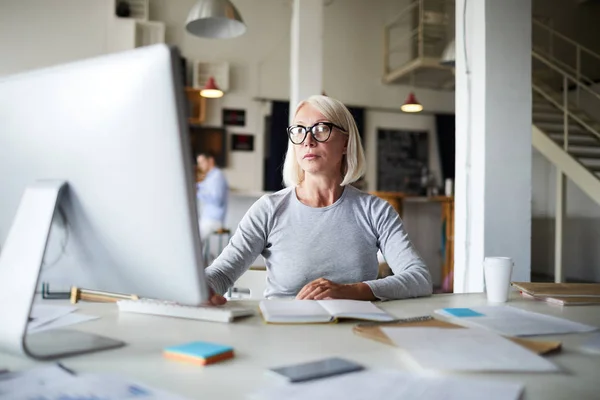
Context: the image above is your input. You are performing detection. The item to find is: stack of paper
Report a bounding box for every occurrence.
[511,282,600,306]
[380,327,558,372]
[252,369,524,400]
[435,305,597,336]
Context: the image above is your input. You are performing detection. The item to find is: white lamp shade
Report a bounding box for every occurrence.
[186,0,246,39]
[440,39,456,66]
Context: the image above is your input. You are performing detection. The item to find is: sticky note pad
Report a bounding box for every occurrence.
[442,308,484,317]
[164,341,234,365]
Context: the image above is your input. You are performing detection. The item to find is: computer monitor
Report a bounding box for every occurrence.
[0,45,210,341]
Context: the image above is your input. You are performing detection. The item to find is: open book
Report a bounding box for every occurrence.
[259,299,396,324]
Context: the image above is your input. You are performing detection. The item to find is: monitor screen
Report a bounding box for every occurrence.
[0,45,210,305]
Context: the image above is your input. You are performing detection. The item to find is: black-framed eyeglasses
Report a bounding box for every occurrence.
[287,122,347,145]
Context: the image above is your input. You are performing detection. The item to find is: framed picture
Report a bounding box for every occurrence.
[231,134,254,151]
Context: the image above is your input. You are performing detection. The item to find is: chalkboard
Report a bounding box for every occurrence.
[377,129,428,194]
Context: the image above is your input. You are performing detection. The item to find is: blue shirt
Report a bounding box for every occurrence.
[196,167,228,223]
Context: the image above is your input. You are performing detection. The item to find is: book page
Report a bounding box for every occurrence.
[317,300,395,322]
[381,327,558,372]
[259,300,332,323]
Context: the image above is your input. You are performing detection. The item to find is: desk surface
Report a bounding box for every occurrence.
[3,293,600,400]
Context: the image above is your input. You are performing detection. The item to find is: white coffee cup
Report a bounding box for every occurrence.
[483,257,514,303]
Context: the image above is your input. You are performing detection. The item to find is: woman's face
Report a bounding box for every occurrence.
[292,104,348,179]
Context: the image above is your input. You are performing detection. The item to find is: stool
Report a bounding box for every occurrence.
[203,228,231,266]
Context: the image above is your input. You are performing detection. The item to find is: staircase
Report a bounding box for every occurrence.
[531,20,600,207]
[383,5,600,282]
[530,22,600,281]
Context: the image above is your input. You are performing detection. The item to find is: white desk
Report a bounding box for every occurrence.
[2,293,600,399]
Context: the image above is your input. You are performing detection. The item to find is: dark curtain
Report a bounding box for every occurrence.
[347,106,365,146]
[263,101,366,192]
[263,101,290,192]
[435,114,456,181]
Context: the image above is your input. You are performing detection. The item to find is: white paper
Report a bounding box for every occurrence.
[0,365,77,397]
[252,369,524,400]
[6,373,190,400]
[580,333,600,355]
[28,313,99,334]
[28,304,77,330]
[317,300,395,321]
[259,300,332,322]
[381,327,558,372]
[436,305,598,336]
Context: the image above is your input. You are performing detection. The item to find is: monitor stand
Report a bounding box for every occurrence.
[0,180,125,360]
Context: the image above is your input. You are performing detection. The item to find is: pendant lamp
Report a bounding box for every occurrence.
[200,77,224,98]
[186,0,246,39]
[400,92,423,113]
[440,39,456,66]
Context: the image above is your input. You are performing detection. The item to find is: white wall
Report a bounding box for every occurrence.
[531,148,600,282]
[0,0,454,192]
[0,0,109,76]
[149,0,454,191]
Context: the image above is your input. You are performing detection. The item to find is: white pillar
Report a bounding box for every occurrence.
[454,0,532,293]
[290,0,323,120]
[555,171,565,283]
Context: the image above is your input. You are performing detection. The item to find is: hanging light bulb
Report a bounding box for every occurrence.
[200,76,224,98]
[400,92,423,113]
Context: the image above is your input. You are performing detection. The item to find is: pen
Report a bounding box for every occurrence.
[70,286,139,304]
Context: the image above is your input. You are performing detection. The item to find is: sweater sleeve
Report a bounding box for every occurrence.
[204,195,271,295]
[363,199,433,301]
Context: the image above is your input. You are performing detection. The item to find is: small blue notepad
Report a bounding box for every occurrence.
[440,308,484,317]
[164,341,233,359]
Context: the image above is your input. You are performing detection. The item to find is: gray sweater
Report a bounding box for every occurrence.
[205,185,432,300]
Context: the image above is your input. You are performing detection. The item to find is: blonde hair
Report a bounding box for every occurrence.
[282,95,366,187]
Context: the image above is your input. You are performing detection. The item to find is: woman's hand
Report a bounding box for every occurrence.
[296,278,376,301]
[207,287,227,305]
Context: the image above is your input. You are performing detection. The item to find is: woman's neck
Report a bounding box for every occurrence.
[296,175,344,207]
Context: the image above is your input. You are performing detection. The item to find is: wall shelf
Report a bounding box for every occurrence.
[185,87,206,125]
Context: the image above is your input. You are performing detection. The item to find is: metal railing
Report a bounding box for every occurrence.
[383,0,453,76]
[532,51,600,150]
[532,18,600,107]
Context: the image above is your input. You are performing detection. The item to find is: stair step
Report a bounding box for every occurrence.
[532,103,559,112]
[568,147,600,158]
[578,158,600,169]
[533,112,563,123]
[549,135,599,146]
[536,122,587,134]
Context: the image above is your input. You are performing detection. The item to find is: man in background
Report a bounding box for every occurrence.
[196,151,229,244]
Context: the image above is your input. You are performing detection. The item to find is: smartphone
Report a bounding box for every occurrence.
[269,357,364,383]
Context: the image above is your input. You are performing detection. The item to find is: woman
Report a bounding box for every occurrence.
[206,95,432,304]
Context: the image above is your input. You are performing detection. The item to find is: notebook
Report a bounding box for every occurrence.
[512,282,600,306]
[258,299,395,324]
